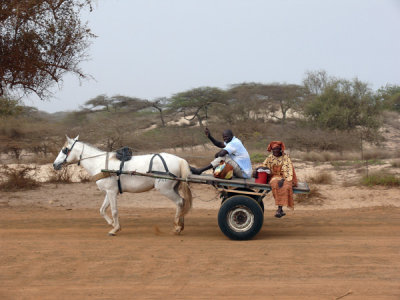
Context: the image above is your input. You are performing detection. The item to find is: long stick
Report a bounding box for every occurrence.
[100,169,206,184]
[101,169,309,194]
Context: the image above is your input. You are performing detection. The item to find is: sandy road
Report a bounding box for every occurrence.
[0,205,399,300]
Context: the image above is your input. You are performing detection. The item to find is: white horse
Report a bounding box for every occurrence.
[53,135,192,236]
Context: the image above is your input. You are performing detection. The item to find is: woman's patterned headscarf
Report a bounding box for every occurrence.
[267,141,285,152]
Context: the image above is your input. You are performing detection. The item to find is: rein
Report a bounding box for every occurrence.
[78,152,109,164]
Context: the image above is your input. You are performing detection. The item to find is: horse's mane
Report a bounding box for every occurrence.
[80,141,156,157]
[79,141,115,154]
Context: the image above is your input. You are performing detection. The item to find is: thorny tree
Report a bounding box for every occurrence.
[0,0,94,98]
[147,97,169,127]
[169,87,227,127]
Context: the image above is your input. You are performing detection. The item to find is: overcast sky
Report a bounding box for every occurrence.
[25,0,400,113]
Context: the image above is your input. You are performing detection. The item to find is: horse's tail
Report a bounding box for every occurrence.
[179,158,192,216]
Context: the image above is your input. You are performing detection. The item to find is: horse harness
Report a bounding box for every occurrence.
[64,142,176,193]
[115,147,132,194]
[97,150,177,194]
[63,140,107,169]
[62,139,80,165]
[63,140,96,167]
[147,154,177,178]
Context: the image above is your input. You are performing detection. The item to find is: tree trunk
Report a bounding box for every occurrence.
[197,115,204,128]
[156,108,165,127]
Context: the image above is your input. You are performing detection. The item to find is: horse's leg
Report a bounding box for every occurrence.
[107,190,121,236]
[158,182,185,234]
[99,194,113,226]
[174,183,185,232]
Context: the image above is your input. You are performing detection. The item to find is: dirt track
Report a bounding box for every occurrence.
[1,201,399,299]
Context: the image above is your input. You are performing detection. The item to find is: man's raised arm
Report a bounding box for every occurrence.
[205,128,225,148]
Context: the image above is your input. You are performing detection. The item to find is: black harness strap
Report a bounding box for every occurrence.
[117,153,176,194]
[116,148,132,194]
[147,154,177,178]
[117,160,125,194]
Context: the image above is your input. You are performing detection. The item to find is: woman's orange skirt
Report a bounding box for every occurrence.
[270,178,294,208]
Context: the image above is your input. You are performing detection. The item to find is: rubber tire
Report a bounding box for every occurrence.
[225,188,265,212]
[218,195,264,240]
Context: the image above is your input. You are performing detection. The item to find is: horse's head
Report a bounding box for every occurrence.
[53,135,80,170]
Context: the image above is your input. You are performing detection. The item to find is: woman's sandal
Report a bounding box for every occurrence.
[274,211,286,218]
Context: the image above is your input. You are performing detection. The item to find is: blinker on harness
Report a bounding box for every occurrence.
[62,139,79,164]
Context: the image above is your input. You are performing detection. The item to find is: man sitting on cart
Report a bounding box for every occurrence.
[190,128,252,179]
[254,141,297,218]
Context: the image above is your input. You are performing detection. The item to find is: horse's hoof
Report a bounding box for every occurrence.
[173,227,183,235]
[108,226,121,236]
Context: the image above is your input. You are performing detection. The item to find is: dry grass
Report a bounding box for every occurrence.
[391,160,400,168]
[31,155,56,165]
[382,110,400,130]
[362,149,395,160]
[300,151,332,162]
[47,166,90,183]
[331,159,385,171]
[79,174,91,183]
[295,185,324,205]
[299,151,360,162]
[298,148,397,163]
[48,167,75,183]
[0,165,41,191]
[307,172,333,184]
[178,148,216,167]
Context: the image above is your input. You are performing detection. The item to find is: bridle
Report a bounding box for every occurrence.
[62,139,79,164]
[62,140,108,166]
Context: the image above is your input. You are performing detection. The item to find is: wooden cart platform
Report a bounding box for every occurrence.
[187,174,310,194]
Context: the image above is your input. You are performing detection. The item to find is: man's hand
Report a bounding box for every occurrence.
[205,127,210,138]
[278,178,285,188]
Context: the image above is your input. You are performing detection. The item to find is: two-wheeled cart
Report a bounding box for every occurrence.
[101,169,310,240]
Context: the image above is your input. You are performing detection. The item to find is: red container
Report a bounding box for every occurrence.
[255,171,268,184]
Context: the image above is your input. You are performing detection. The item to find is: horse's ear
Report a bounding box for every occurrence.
[74,135,79,141]
[65,135,71,142]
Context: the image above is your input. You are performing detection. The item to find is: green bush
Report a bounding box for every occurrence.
[250,153,266,163]
[361,172,400,187]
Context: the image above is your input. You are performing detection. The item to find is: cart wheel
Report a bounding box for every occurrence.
[218,195,264,240]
